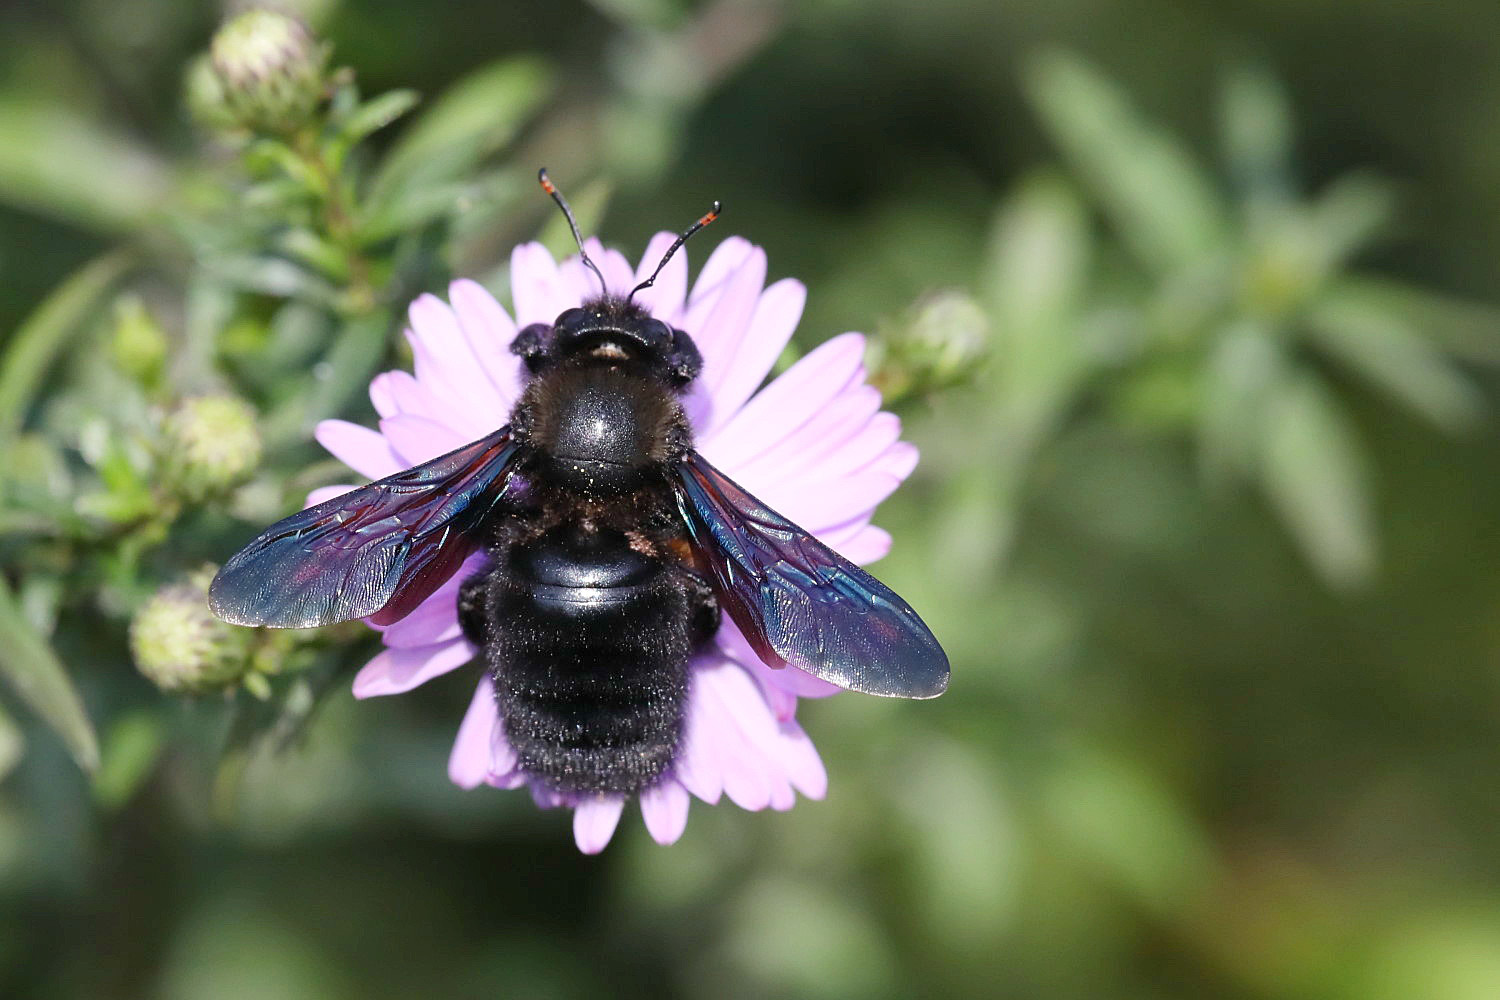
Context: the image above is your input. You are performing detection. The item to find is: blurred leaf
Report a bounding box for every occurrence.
[0,99,169,231]
[364,57,553,233]
[1337,278,1500,366]
[1024,50,1227,274]
[1197,320,1286,484]
[330,89,420,157]
[0,251,133,441]
[1258,373,1376,588]
[986,172,1090,340]
[204,255,339,307]
[0,575,99,773]
[300,312,394,432]
[92,711,165,810]
[537,177,613,261]
[1043,744,1216,914]
[1305,172,1394,272]
[1219,62,1295,201]
[0,702,23,782]
[1308,286,1483,432]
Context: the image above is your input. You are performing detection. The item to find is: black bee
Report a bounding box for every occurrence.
[210,170,948,798]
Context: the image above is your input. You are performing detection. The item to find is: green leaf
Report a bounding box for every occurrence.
[1024,50,1227,275]
[985,172,1090,339]
[92,711,165,809]
[1332,278,1500,366]
[335,89,421,150]
[1219,62,1295,201]
[0,98,169,231]
[1197,320,1286,485]
[364,57,553,233]
[0,576,99,773]
[0,701,23,782]
[1305,172,1394,271]
[537,177,613,262]
[1259,373,1376,589]
[1308,286,1483,432]
[0,251,133,441]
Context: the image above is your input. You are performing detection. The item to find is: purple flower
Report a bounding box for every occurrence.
[309,234,918,853]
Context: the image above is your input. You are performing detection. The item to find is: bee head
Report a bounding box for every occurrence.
[511,300,703,387]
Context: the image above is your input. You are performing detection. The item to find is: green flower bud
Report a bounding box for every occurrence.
[131,567,251,694]
[871,291,990,403]
[111,295,169,388]
[209,9,328,135]
[183,54,240,133]
[904,291,989,382]
[163,396,263,501]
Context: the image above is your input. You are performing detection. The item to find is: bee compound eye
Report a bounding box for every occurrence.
[641,319,674,350]
[511,322,556,364]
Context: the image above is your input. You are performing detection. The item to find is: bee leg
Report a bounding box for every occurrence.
[458,573,490,645]
[682,570,720,646]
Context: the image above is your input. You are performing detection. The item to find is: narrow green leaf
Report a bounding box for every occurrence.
[1259,373,1376,589]
[0,576,99,773]
[365,57,553,224]
[1024,50,1227,274]
[0,251,133,441]
[1308,287,1483,432]
[1197,320,1285,485]
[538,177,613,261]
[1219,62,1294,201]
[0,99,169,231]
[1306,172,1394,271]
[92,711,165,809]
[337,89,421,148]
[0,701,24,782]
[985,172,1090,338]
[1331,278,1500,366]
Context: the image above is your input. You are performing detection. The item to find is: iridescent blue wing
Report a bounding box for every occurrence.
[209,427,524,628]
[672,451,948,698]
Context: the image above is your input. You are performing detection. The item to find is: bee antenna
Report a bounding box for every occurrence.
[538,168,608,296]
[628,199,723,303]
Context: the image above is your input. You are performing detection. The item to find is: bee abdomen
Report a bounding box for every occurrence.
[477,527,693,796]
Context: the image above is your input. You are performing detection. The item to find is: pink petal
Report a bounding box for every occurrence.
[699,333,866,471]
[449,679,499,789]
[369,373,400,418]
[754,471,901,535]
[778,720,828,800]
[718,623,842,700]
[559,239,634,299]
[510,243,572,326]
[314,419,403,479]
[573,796,626,854]
[697,278,806,435]
[406,295,510,434]
[305,484,354,507]
[352,637,476,698]
[366,370,450,425]
[639,780,691,845]
[684,237,755,318]
[697,659,780,811]
[675,665,726,804]
[873,441,920,480]
[683,247,768,430]
[372,553,483,648]
[630,231,689,321]
[823,524,892,565]
[448,279,524,408]
[730,385,883,485]
[489,717,519,776]
[531,785,567,809]
[378,413,472,466]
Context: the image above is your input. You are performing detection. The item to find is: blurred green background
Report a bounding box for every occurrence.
[5,1,1500,998]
